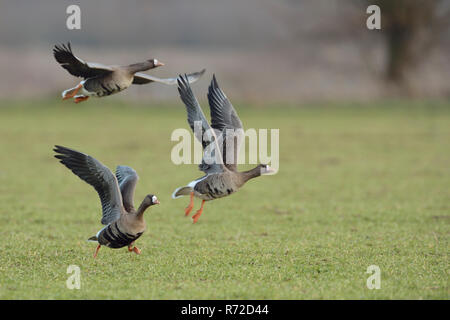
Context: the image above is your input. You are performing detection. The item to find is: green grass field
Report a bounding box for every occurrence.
[0,98,448,299]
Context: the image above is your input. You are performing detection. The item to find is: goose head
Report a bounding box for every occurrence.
[146,194,160,206]
[136,194,159,215]
[241,164,276,184]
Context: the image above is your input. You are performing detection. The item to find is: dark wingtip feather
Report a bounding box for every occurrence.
[213,74,220,90]
[207,74,220,100]
[52,42,74,63]
[53,43,68,53]
[53,145,71,154]
[53,45,62,57]
[53,145,89,162]
[208,74,217,93]
[177,74,192,93]
[177,75,183,87]
[53,145,66,154]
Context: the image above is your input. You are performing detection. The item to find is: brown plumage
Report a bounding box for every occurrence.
[172,75,274,223]
[53,42,205,103]
[53,145,159,258]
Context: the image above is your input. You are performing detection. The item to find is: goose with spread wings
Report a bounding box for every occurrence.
[53,42,205,103]
[172,75,275,223]
[54,145,159,258]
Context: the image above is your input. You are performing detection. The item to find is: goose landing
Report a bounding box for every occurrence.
[53,145,160,258]
[172,75,274,223]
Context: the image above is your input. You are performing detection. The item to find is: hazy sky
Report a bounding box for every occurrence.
[0,0,448,101]
[0,0,347,48]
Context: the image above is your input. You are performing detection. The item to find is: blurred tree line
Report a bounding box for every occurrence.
[372,0,450,90]
[273,0,450,95]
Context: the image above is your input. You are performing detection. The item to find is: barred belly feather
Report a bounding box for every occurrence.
[97,221,143,249]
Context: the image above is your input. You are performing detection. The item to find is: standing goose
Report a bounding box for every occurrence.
[53,145,159,258]
[53,42,206,103]
[172,75,274,223]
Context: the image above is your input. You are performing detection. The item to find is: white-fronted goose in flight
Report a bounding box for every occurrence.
[54,145,159,258]
[53,42,206,103]
[172,75,274,223]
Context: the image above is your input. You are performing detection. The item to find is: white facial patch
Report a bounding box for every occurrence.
[154,59,158,65]
[152,195,158,203]
[261,165,274,175]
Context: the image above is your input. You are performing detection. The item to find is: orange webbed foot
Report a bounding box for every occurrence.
[132,246,141,255]
[192,200,205,224]
[74,96,89,103]
[185,205,194,216]
[62,84,83,100]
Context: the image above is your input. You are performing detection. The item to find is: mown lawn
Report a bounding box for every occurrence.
[0,98,448,299]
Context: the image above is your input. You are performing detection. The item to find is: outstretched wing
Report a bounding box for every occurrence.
[177,74,224,174]
[132,68,205,85]
[207,75,243,172]
[53,145,124,225]
[53,42,114,79]
[115,165,139,212]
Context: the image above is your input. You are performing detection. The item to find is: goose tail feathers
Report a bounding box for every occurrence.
[172,186,193,199]
[87,235,98,242]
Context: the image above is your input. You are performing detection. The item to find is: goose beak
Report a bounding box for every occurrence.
[154,199,160,204]
[265,165,276,174]
[156,61,165,67]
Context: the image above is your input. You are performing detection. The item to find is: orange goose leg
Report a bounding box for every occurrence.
[185,192,194,216]
[128,242,141,255]
[62,84,82,100]
[74,96,89,104]
[192,200,205,224]
[93,244,101,258]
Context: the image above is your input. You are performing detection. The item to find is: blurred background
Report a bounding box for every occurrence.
[0,1,449,299]
[0,0,449,102]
